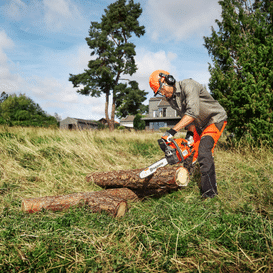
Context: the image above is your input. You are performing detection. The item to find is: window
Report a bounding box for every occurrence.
[162,108,167,117]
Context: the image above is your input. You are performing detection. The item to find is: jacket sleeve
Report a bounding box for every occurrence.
[184,82,200,119]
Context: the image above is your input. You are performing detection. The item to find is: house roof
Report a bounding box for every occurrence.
[74,118,98,124]
[61,117,98,125]
[120,115,135,122]
[149,97,162,101]
[98,118,119,124]
[158,99,171,107]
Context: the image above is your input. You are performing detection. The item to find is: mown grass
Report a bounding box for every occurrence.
[0,126,272,272]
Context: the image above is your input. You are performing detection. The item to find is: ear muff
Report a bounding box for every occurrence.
[159,73,176,86]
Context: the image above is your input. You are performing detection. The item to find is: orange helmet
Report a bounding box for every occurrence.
[149,70,176,96]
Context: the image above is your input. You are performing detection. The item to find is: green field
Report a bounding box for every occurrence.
[0,126,272,272]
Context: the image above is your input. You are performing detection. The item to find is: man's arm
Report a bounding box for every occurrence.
[173,115,195,132]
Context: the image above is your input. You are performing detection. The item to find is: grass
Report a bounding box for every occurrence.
[0,126,272,272]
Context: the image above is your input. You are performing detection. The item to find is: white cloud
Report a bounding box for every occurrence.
[44,0,72,17]
[0,30,25,93]
[0,28,107,120]
[3,0,27,21]
[2,0,86,34]
[38,79,129,121]
[43,0,83,32]
[28,76,107,119]
[130,48,177,98]
[0,30,14,50]
[67,44,92,73]
[144,0,221,41]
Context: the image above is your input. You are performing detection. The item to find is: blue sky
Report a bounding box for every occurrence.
[0,0,222,121]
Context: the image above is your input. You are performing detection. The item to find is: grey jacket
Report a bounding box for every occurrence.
[167,79,227,131]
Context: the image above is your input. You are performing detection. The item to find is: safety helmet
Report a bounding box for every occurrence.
[149,70,176,96]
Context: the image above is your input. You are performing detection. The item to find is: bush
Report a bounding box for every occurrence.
[133,114,145,130]
[0,93,58,128]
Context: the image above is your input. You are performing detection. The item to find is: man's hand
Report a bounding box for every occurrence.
[185,131,194,146]
[162,128,177,142]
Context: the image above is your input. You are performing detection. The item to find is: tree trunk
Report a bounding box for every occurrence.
[105,90,114,131]
[86,165,189,196]
[109,95,116,131]
[21,188,138,217]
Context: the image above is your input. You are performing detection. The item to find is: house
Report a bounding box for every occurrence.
[98,118,108,125]
[142,97,181,130]
[119,115,135,128]
[98,118,120,126]
[60,117,99,130]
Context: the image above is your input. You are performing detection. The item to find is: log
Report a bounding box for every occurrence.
[104,188,138,201]
[21,188,138,217]
[86,166,190,195]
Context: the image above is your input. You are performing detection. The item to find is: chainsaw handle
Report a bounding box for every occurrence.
[169,138,184,163]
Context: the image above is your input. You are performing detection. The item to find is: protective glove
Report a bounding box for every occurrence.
[162,128,177,142]
[185,131,194,146]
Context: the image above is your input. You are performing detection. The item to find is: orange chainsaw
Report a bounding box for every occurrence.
[139,137,196,179]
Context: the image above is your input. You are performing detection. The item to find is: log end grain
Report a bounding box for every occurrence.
[116,201,127,217]
[175,167,190,187]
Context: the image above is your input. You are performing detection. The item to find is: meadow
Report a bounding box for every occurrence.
[0,126,272,272]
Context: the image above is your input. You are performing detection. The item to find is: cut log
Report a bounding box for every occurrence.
[104,188,139,201]
[86,166,189,194]
[21,188,137,217]
[85,195,127,217]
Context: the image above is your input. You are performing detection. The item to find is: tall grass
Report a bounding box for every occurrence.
[0,126,272,272]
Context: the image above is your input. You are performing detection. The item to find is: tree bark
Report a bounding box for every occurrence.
[86,165,189,197]
[105,90,115,131]
[21,188,138,217]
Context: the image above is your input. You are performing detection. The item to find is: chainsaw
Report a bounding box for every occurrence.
[139,137,196,179]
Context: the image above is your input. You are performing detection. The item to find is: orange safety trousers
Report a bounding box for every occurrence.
[192,121,227,163]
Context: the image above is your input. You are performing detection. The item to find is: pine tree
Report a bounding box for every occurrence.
[69,0,145,131]
[204,0,273,145]
[115,81,147,118]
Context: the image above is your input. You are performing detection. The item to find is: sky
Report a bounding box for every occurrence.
[0,0,222,121]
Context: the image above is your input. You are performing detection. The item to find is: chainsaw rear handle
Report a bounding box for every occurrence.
[169,138,184,163]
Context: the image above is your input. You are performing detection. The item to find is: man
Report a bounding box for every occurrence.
[149,70,227,199]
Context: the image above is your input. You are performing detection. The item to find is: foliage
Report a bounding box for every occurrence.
[69,0,145,130]
[0,91,8,103]
[115,81,148,118]
[0,127,272,271]
[133,113,145,130]
[0,93,58,128]
[204,0,273,146]
[117,125,125,130]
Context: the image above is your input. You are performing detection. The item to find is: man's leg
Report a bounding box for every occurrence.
[198,121,227,198]
[183,129,200,174]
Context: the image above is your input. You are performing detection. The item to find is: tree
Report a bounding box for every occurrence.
[0,92,8,103]
[69,0,145,131]
[204,0,273,145]
[0,93,58,127]
[115,81,148,118]
[133,113,145,130]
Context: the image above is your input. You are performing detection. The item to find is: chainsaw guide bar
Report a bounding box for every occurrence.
[139,158,168,179]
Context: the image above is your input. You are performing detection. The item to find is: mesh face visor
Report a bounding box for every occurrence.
[155,75,165,96]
